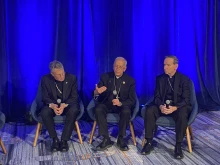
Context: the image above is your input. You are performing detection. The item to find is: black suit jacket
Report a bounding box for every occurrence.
[41,73,78,105]
[154,71,191,109]
[96,72,136,108]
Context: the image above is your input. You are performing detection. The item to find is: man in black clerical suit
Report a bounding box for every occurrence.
[141,56,192,159]
[94,57,136,151]
[40,61,79,152]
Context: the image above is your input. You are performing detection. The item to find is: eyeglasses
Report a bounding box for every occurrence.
[54,72,65,77]
[114,65,124,70]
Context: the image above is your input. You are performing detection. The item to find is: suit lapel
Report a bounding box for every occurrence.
[50,76,57,101]
[62,75,69,100]
[173,72,180,104]
[120,76,126,93]
[108,74,115,97]
[162,75,168,103]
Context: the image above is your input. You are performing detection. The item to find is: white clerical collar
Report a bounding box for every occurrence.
[116,75,123,79]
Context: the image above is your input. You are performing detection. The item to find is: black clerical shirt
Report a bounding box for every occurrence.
[106,75,123,107]
[55,80,63,100]
[165,74,175,104]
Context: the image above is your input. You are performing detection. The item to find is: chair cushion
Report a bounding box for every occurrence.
[37,115,66,124]
[156,116,175,127]
[106,113,120,123]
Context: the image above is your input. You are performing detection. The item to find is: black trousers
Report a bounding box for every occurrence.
[144,105,191,143]
[40,104,79,141]
[95,103,131,137]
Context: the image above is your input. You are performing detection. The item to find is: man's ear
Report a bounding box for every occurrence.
[175,64,179,70]
[123,66,127,72]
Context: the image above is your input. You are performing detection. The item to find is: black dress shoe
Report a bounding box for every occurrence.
[174,145,184,159]
[95,138,113,151]
[117,137,129,151]
[141,142,153,155]
[60,140,69,152]
[51,139,60,152]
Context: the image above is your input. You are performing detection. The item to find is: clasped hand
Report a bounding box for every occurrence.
[160,104,177,115]
[50,103,66,115]
[112,99,121,106]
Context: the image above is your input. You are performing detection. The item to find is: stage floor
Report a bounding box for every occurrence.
[0,111,219,165]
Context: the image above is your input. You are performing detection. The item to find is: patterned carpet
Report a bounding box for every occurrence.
[0,111,220,165]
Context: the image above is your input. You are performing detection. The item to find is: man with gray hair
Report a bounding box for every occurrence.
[40,60,79,152]
[93,57,136,151]
[141,56,192,159]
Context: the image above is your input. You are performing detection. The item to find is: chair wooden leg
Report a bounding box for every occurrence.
[189,126,194,140]
[186,126,192,153]
[75,121,83,144]
[129,122,136,146]
[0,137,6,154]
[39,124,43,135]
[142,138,146,147]
[33,123,42,147]
[89,121,97,144]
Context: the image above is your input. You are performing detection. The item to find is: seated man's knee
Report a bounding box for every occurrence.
[66,106,79,117]
[121,106,131,116]
[145,105,158,116]
[176,107,188,119]
[40,106,53,118]
[95,104,105,114]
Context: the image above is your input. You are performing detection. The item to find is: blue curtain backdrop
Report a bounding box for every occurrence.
[0,0,219,121]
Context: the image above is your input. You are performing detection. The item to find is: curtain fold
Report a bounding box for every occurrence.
[0,0,219,120]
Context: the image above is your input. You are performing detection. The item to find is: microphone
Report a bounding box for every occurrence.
[57,99,61,108]
[165,100,171,109]
[113,90,117,99]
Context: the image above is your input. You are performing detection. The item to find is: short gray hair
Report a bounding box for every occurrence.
[165,55,179,64]
[114,57,127,66]
[49,60,64,72]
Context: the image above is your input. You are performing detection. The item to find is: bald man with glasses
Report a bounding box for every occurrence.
[93,57,136,151]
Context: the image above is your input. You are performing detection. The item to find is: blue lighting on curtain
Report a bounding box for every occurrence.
[0,0,219,120]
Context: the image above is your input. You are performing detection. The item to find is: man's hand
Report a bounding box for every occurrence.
[55,107,64,115]
[60,103,68,109]
[94,84,107,95]
[49,103,60,115]
[50,103,67,115]
[159,104,166,113]
[112,99,122,106]
[49,103,58,110]
[160,104,177,115]
[55,103,68,115]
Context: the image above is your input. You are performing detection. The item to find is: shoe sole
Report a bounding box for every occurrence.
[94,141,114,151]
[60,149,69,152]
[51,149,59,152]
[141,147,154,155]
[174,155,184,159]
[116,143,129,151]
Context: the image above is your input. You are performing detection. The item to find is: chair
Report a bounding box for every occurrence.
[31,82,84,147]
[141,80,198,153]
[0,111,6,154]
[87,95,139,146]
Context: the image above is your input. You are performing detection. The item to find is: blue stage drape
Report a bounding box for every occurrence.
[0,0,219,121]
